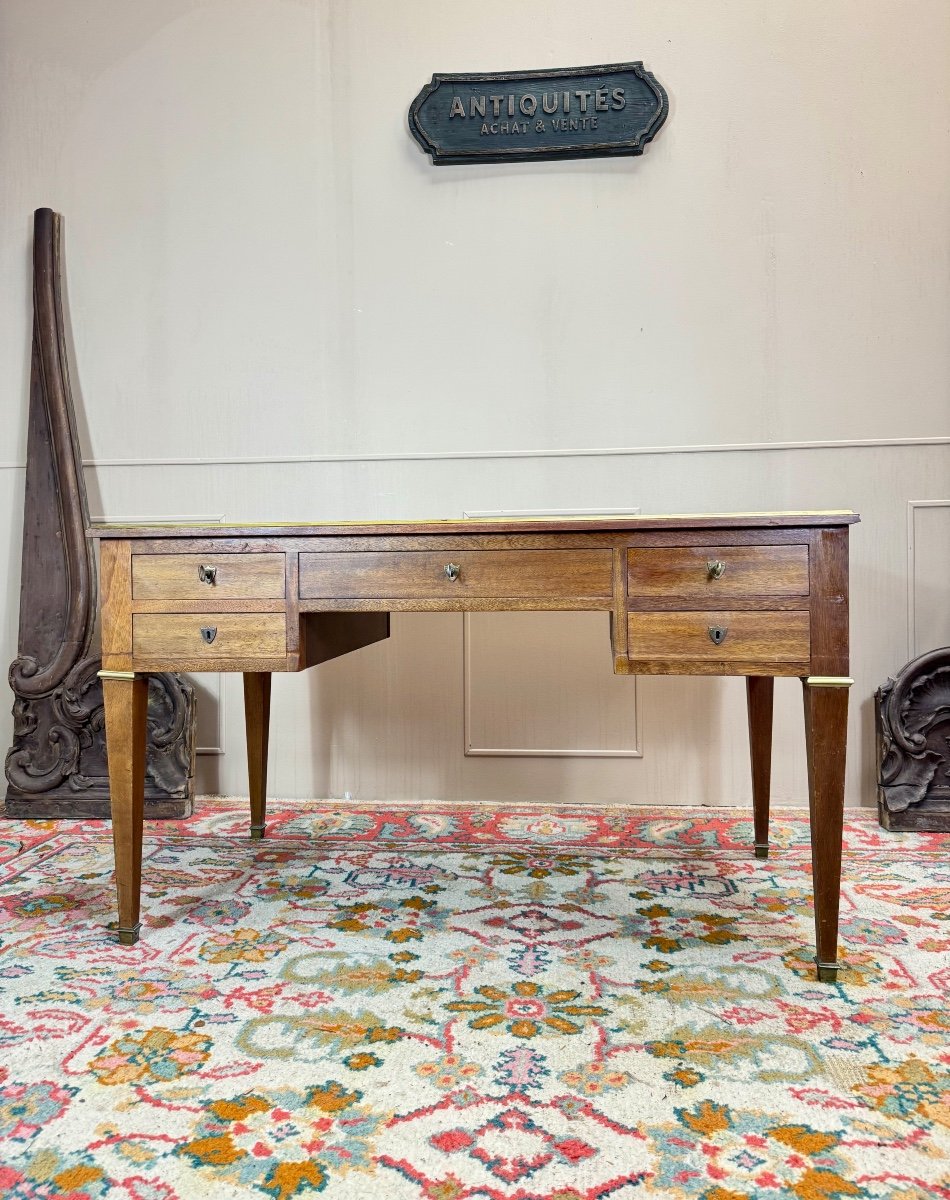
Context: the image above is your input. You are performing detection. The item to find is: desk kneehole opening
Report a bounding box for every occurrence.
[628,610,811,662]
[132,613,287,658]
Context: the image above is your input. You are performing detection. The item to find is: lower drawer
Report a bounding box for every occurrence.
[628,610,810,662]
[132,613,286,659]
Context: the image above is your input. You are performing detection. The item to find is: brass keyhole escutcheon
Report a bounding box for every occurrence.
[707,625,728,646]
[706,559,726,580]
[200,626,217,644]
[444,563,461,581]
[198,564,217,586]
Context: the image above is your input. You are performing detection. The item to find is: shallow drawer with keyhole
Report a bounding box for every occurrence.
[132,613,286,658]
[628,610,811,662]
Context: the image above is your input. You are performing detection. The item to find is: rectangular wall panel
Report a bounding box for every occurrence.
[909,501,950,657]
[464,612,640,757]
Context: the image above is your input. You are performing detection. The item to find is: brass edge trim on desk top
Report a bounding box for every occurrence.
[88,510,858,534]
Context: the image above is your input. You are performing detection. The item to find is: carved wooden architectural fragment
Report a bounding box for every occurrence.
[4,208,196,819]
[876,646,950,832]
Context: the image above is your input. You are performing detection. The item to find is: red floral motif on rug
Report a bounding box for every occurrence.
[0,798,947,1199]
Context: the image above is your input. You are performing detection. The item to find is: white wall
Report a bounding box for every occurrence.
[2,0,948,807]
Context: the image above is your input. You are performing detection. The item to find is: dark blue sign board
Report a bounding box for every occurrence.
[409,62,668,165]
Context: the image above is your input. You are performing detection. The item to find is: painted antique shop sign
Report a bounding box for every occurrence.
[409,62,668,165]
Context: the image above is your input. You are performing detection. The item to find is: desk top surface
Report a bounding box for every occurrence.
[88,511,859,540]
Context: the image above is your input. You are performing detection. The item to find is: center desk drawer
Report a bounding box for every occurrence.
[133,613,286,659]
[300,550,613,599]
[132,553,285,600]
[628,545,809,602]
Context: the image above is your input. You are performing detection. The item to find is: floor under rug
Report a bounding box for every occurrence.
[0,798,947,1199]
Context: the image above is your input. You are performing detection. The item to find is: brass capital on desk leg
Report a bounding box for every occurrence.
[802,677,849,984]
[101,671,149,946]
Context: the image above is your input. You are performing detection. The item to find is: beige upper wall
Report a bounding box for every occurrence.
[1,0,948,470]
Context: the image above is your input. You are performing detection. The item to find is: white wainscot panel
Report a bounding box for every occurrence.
[464,612,639,758]
[908,501,950,657]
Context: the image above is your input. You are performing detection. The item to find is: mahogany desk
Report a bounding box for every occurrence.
[91,511,858,981]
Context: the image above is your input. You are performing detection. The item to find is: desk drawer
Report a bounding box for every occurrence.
[628,545,808,602]
[628,610,810,662]
[133,553,285,600]
[133,613,286,659]
[299,549,613,600]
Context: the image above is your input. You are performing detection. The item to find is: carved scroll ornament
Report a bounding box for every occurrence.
[876,646,950,831]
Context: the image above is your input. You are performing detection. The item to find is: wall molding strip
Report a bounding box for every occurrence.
[2,435,949,473]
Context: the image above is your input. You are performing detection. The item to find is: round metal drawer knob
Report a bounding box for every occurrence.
[444,563,461,581]
[706,560,726,580]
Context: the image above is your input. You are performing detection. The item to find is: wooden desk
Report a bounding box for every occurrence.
[91,511,858,981]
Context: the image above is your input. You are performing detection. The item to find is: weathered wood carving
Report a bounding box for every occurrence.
[5,208,196,819]
[876,646,950,832]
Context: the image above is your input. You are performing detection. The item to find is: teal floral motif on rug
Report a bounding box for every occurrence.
[0,798,947,1198]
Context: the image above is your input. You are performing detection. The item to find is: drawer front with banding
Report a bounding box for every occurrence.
[299,549,614,600]
[628,545,809,604]
[628,610,810,662]
[132,613,286,659]
[132,554,285,600]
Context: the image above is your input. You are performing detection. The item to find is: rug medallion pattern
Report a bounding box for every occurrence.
[0,800,947,1198]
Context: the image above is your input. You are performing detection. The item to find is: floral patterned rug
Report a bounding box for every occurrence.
[0,798,948,1199]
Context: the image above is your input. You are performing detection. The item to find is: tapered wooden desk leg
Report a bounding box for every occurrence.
[101,672,149,945]
[244,672,271,840]
[802,679,850,983]
[746,676,774,859]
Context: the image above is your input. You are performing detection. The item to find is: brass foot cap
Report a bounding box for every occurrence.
[754,844,769,860]
[250,826,265,841]
[815,959,839,983]
[117,923,141,946]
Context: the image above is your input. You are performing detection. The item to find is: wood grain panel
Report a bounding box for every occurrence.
[807,529,849,676]
[133,613,285,659]
[621,658,808,677]
[132,553,285,599]
[132,598,287,613]
[628,545,809,601]
[100,539,133,656]
[628,610,810,662]
[299,550,613,600]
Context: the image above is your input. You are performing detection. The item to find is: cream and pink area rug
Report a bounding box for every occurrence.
[0,798,948,1200]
